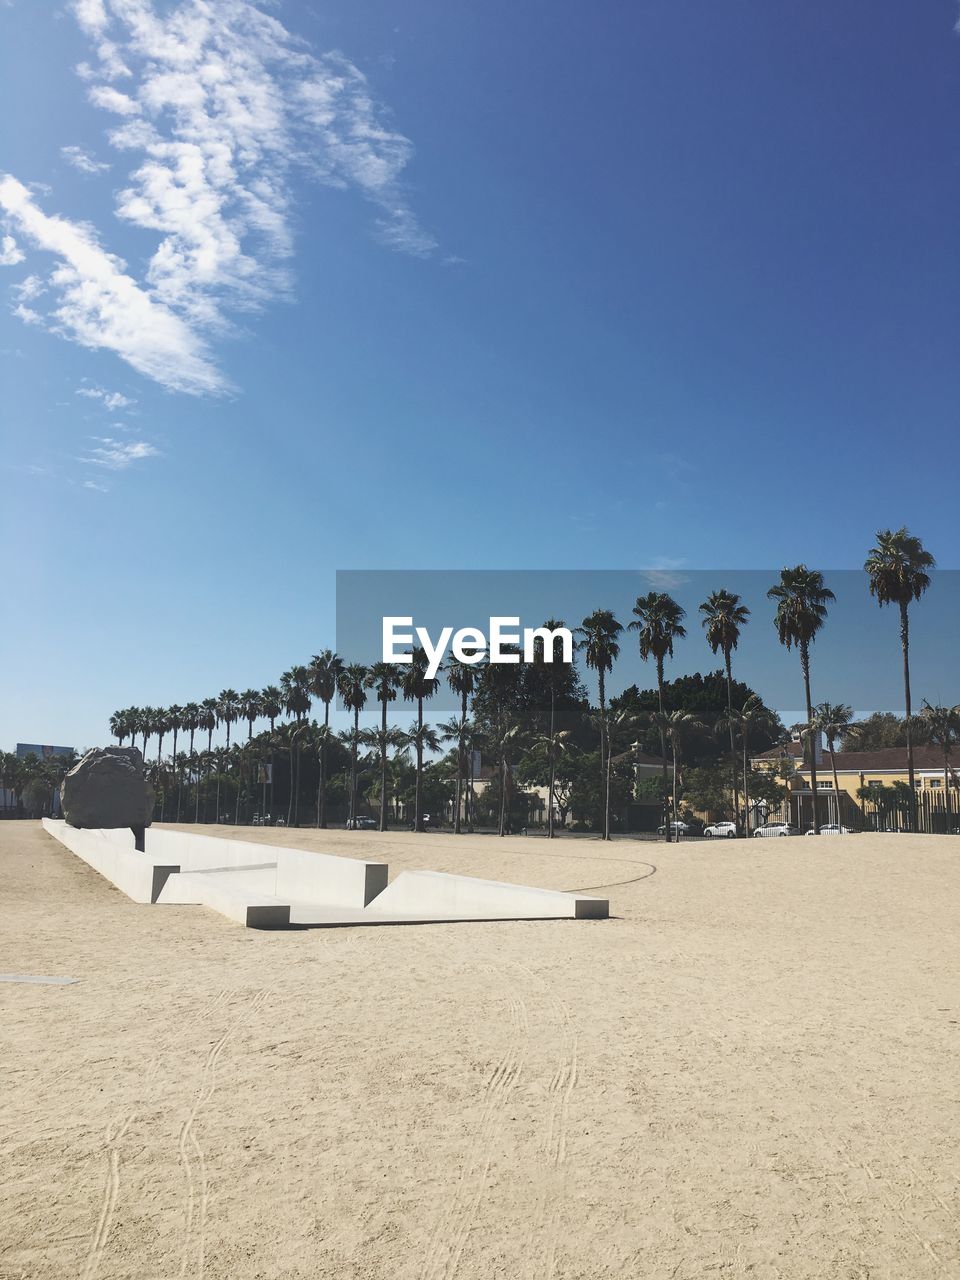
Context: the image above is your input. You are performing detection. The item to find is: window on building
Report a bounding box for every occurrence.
[867,780,882,789]
[927,778,942,788]
[816,780,834,789]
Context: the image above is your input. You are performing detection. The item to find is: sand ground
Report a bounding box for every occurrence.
[2,820,959,1280]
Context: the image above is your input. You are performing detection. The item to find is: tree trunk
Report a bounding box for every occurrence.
[414,696,423,832]
[829,740,842,826]
[900,601,917,831]
[801,640,820,834]
[657,658,670,841]
[724,650,739,824]
[351,707,359,824]
[499,752,508,837]
[548,687,556,839]
[319,701,329,828]
[742,733,751,836]
[380,692,389,832]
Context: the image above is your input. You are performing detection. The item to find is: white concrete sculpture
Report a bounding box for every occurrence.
[40,820,609,930]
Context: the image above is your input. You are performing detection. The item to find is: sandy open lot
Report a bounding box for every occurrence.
[2,821,959,1280]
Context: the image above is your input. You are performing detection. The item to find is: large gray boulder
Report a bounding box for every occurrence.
[61,746,154,830]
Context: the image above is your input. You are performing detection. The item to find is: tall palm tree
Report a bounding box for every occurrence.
[603,708,638,838]
[308,651,343,829]
[197,697,218,822]
[438,714,479,835]
[531,618,568,839]
[136,706,154,761]
[865,528,935,827]
[574,609,623,838]
[921,701,960,820]
[365,662,399,831]
[807,702,855,825]
[445,654,480,831]
[767,565,835,835]
[181,701,200,823]
[214,690,239,824]
[166,704,183,820]
[280,666,312,825]
[110,708,135,745]
[234,690,262,824]
[649,709,703,833]
[338,663,369,826]
[716,694,777,835]
[629,592,687,841]
[700,589,750,822]
[400,647,437,833]
[401,721,441,826]
[260,685,283,819]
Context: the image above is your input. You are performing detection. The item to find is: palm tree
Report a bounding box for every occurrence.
[400,648,437,833]
[214,690,239,824]
[445,654,480,831]
[338,663,369,825]
[197,697,218,822]
[181,702,200,823]
[280,667,312,825]
[530,618,568,839]
[806,702,855,825]
[401,721,441,826]
[921,701,960,820]
[438,714,479,835]
[574,609,623,838]
[717,694,778,835]
[629,592,686,841]
[308,651,343,828]
[365,662,399,831]
[700,589,750,822]
[233,690,262,824]
[165,704,183,820]
[649,709,703,833]
[110,708,136,745]
[136,706,154,761]
[768,566,834,834]
[865,528,936,827]
[603,708,638,837]
[260,685,283,819]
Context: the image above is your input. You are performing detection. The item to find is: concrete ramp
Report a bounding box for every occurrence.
[40,821,609,930]
[157,868,290,929]
[370,869,608,921]
[42,819,177,904]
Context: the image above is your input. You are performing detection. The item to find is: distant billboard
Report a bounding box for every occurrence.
[16,744,75,760]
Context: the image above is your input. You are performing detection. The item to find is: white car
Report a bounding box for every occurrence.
[806,823,855,836]
[753,821,799,838]
[704,821,739,838]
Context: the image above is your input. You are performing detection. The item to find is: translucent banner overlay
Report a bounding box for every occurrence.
[336,569,959,720]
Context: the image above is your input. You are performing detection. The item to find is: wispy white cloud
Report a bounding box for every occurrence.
[76,383,136,410]
[1,1,436,394]
[82,478,110,492]
[0,174,225,394]
[61,144,111,175]
[82,436,159,469]
[0,233,24,265]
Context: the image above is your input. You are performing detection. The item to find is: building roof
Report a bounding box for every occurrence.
[753,743,948,772]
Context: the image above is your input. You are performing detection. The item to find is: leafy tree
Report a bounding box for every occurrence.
[920,700,960,815]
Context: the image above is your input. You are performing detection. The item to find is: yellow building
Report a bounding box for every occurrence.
[752,739,958,828]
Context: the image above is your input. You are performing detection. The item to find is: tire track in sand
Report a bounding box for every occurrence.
[80,988,231,1280]
[419,975,528,1280]
[513,964,578,1280]
[175,987,272,1280]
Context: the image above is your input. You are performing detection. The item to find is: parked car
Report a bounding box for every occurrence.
[657,819,701,836]
[753,821,799,838]
[703,820,739,838]
[805,823,856,835]
[345,816,378,830]
[408,812,437,831]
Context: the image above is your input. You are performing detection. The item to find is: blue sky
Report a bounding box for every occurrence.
[2,0,959,749]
